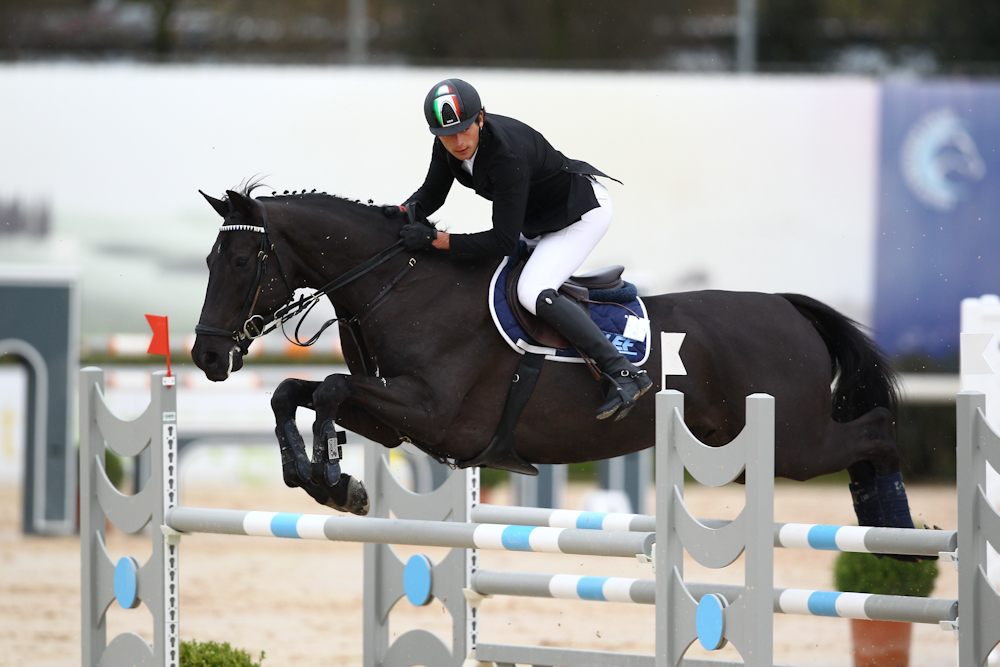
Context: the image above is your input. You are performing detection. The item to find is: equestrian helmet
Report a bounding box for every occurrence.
[423,79,482,136]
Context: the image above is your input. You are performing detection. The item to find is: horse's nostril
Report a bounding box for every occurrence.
[204,351,218,367]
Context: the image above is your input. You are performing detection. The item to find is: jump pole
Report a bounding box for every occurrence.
[471,505,957,558]
[165,506,654,560]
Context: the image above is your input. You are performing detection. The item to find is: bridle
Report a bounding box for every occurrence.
[194,198,415,349]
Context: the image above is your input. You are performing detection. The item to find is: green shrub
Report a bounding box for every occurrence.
[480,460,598,488]
[104,449,125,490]
[568,460,597,482]
[180,640,265,667]
[480,467,509,488]
[833,551,938,598]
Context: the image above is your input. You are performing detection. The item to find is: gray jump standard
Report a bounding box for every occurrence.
[79,367,1000,667]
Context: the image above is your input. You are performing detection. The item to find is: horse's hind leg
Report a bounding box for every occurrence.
[801,407,915,530]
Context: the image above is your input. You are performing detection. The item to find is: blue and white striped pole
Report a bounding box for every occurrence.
[166,507,654,559]
[469,570,957,625]
[472,505,956,558]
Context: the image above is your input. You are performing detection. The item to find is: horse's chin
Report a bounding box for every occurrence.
[193,341,244,382]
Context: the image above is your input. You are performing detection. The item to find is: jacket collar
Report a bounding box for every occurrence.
[439,120,494,188]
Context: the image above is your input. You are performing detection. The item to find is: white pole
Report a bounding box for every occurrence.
[347,0,368,64]
[736,0,757,72]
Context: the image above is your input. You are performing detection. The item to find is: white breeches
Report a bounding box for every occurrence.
[516,179,613,315]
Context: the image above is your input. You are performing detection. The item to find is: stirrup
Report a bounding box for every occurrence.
[597,371,637,421]
[597,369,652,421]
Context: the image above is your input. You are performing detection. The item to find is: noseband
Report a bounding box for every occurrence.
[194,198,413,348]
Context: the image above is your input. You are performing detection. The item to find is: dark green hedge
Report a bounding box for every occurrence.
[895,403,956,482]
[833,551,938,597]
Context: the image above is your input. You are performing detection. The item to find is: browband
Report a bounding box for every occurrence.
[220,224,266,233]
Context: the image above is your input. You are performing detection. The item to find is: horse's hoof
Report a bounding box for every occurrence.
[324,474,369,516]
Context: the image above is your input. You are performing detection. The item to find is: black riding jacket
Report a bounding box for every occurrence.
[405,114,613,262]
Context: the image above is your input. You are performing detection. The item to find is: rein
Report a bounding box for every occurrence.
[195,198,415,347]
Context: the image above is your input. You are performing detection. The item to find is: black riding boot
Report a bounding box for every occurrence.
[535,288,652,420]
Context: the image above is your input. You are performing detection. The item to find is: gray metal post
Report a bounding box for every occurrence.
[512,464,567,509]
[957,392,1000,666]
[79,367,106,667]
[628,450,651,515]
[735,0,757,72]
[598,451,651,514]
[659,390,774,667]
[80,368,179,667]
[735,394,774,665]
[363,441,478,667]
[347,0,368,63]
[656,390,687,667]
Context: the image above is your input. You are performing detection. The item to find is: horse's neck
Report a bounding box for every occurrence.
[273,204,403,309]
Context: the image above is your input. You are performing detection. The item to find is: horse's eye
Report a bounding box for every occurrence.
[235,257,249,268]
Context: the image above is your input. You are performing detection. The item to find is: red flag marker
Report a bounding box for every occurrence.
[145,314,172,377]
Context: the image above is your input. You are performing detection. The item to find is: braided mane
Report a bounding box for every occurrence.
[232,177,383,212]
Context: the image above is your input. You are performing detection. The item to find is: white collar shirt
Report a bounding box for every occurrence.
[461,148,478,175]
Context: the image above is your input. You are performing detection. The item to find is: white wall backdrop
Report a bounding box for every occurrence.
[0,64,880,335]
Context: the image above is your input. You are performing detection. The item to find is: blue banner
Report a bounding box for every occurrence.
[874,82,1000,359]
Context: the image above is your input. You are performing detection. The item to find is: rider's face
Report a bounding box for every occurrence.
[439,113,483,161]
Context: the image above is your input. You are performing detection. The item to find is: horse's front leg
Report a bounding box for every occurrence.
[271,378,320,489]
[308,372,460,515]
[270,377,361,514]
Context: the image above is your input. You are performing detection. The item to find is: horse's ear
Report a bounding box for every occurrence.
[199,190,230,218]
[225,190,257,220]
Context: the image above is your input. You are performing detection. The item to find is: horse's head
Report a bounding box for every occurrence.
[191,190,294,381]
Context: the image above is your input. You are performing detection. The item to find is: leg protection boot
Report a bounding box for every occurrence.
[311,419,345,487]
[276,418,311,488]
[535,288,652,420]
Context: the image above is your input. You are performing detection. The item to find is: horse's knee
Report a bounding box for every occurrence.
[271,381,297,414]
[272,378,316,415]
[312,375,348,413]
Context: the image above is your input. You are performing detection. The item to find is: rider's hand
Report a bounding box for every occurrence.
[399,221,438,251]
[382,204,406,218]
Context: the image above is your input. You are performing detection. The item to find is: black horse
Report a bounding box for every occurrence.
[192,188,914,533]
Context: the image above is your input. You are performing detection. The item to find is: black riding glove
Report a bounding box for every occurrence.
[382,204,405,218]
[399,221,438,251]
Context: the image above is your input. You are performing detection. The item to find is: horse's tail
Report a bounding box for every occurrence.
[779,293,899,423]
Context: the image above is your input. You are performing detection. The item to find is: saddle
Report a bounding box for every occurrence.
[458,252,647,477]
[505,254,626,349]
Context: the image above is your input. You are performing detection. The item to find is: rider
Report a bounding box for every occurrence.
[389,78,651,420]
